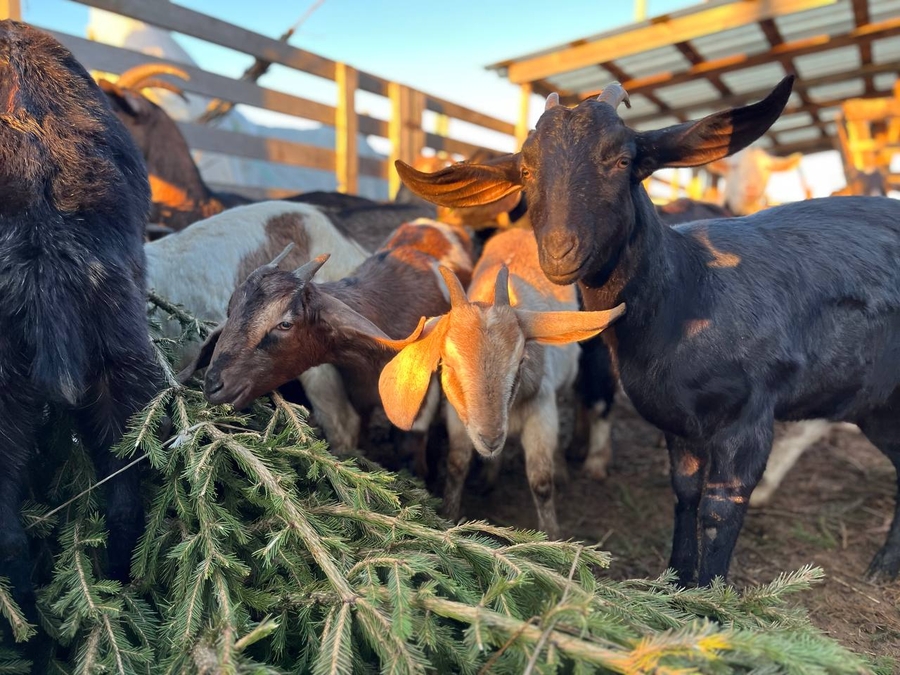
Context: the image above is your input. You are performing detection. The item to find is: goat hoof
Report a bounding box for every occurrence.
[582,455,611,482]
[865,548,900,582]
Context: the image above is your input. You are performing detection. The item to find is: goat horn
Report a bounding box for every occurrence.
[493,265,510,306]
[438,265,469,309]
[117,63,190,90]
[597,82,631,110]
[130,77,189,102]
[545,92,560,112]
[267,243,295,268]
[293,253,329,285]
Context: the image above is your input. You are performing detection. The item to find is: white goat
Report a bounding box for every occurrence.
[708,146,803,216]
[379,228,624,536]
[146,201,369,454]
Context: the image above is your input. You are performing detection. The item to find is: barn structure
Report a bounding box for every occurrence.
[488,0,900,197]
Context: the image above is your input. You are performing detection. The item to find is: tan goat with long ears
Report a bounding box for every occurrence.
[379,229,624,536]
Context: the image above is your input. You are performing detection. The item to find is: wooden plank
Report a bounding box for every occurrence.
[425,96,515,136]
[178,122,336,171]
[506,0,837,84]
[424,133,504,159]
[74,0,338,80]
[516,82,532,148]
[389,82,419,197]
[359,114,389,138]
[335,63,359,195]
[51,31,336,126]
[0,0,21,20]
[572,16,900,101]
[410,89,426,159]
[625,75,893,127]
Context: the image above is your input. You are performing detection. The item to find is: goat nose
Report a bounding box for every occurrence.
[204,376,223,396]
[478,433,506,454]
[543,231,575,261]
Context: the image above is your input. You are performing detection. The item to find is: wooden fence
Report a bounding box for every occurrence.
[3,0,519,199]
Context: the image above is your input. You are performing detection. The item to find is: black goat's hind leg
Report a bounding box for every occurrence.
[0,387,39,621]
[857,391,900,581]
[696,421,772,587]
[74,355,159,583]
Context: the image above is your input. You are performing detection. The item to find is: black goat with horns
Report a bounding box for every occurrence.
[395,75,900,586]
[0,20,161,612]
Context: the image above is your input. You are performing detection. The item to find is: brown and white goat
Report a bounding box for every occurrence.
[193,218,474,473]
[379,229,624,535]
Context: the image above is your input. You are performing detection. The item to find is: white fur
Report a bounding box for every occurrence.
[145,201,369,453]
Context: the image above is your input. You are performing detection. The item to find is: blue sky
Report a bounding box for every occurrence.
[21,0,848,197]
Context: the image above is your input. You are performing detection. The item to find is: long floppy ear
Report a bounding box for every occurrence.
[395,153,523,208]
[768,151,803,173]
[378,316,450,430]
[515,303,626,345]
[316,294,428,351]
[634,76,794,179]
[176,324,223,383]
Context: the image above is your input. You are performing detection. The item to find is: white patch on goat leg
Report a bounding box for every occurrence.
[300,366,360,456]
[750,419,831,507]
[521,391,560,539]
[583,402,613,481]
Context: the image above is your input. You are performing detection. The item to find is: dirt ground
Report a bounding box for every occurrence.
[372,390,900,663]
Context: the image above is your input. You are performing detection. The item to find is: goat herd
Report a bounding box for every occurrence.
[1,19,899,623]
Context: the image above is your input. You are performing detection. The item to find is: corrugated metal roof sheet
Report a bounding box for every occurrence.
[488,0,900,157]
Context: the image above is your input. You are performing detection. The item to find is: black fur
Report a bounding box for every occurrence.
[518,80,900,585]
[0,21,160,610]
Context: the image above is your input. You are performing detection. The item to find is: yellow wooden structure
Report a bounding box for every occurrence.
[834,81,900,191]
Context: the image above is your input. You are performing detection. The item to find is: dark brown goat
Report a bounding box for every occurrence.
[99,66,435,245]
[394,76,900,586]
[187,219,473,473]
[0,21,160,612]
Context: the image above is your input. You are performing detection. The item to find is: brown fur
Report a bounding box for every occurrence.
[202,220,472,418]
[235,213,312,284]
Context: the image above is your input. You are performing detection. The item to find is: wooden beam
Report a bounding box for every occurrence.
[506,0,837,84]
[604,60,683,121]
[572,16,900,101]
[0,0,21,20]
[603,60,900,125]
[425,96,515,136]
[335,63,358,195]
[675,41,731,97]
[516,82,532,148]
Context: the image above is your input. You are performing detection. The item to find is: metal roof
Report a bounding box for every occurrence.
[487,0,900,156]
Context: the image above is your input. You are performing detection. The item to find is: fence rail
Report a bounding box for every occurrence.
[14,0,518,198]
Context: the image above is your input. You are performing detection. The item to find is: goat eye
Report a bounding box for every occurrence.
[617,157,631,169]
[276,321,293,331]
[521,167,531,180]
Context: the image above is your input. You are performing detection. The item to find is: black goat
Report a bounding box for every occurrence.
[394,76,900,586]
[98,67,434,246]
[0,21,160,609]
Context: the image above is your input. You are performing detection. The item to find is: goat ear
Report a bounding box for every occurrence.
[634,76,794,179]
[176,324,223,383]
[515,303,625,345]
[378,316,449,430]
[395,154,523,208]
[768,151,803,173]
[316,294,427,350]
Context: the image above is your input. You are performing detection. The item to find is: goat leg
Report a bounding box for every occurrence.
[521,391,561,539]
[666,435,708,586]
[857,392,900,581]
[696,421,772,586]
[442,407,474,523]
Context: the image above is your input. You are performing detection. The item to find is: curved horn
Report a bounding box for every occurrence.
[293,253,329,285]
[130,77,189,102]
[117,63,190,90]
[545,92,560,112]
[438,265,469,309]
[597,82,631,111]
[493,265,510,306]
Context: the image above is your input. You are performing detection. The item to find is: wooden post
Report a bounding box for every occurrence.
[389,82,416,198]
[435,113,450,160]
[635,0,647,21]
[335,63,359,195]
[515,82,532,150]
[1,0,21,20]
